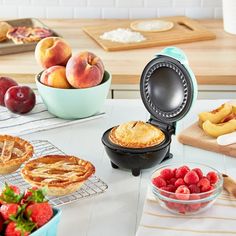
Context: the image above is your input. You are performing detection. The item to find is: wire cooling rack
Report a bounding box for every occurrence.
[0,140,108,207]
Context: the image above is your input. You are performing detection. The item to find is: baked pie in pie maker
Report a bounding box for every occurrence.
[102,47,198,176]
[0,135,34,175]
[21,155,95,196]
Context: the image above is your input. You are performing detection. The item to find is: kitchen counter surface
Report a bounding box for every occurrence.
[17,99,236,236]
[0,19,236,85]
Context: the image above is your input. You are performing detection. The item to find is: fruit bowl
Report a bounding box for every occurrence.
[31,208,61,236]
[36,70,111,119]
[151,162,223,215]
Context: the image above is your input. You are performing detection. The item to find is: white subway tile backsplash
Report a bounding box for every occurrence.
[31,0,59,6]
[174,0,201,7]
[19,6,46,18]
[0,0,223,19]
[158,7,185,17]
[102,7,129,18]
[3,0,30,5]
[202,0,222,7]
[46,6,74,18]
[214,7,222,19]
[186,7,214,18]
[88,0,114,7]
[144,0,172,7]
[0,6,18,17]
[116,0,143,8]
[59,0,86,6]
[75,7,101,18]
[129,8,157,19]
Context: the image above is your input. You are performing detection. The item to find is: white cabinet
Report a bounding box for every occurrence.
[111,84,236,99]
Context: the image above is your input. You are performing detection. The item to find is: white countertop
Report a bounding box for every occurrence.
[21,99,236,236]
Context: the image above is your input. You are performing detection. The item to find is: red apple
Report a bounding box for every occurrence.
[0,76,18,106]
[4,86,36,114]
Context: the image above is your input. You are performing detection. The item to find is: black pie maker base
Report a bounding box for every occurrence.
[101,47,195,177]
[102,127,172,177]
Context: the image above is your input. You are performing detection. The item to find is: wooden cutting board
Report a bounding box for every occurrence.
[83,16,216,51]
[178,122,236,157]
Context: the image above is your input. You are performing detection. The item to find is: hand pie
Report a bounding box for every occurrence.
[7,26,53,44]
[0,135,34,174]
[21,155,95,196]
[109,121,165,148]
[0,21,12,42]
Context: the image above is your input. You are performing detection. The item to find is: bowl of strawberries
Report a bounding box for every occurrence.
[0,183,61,236]
[151,162,223,215]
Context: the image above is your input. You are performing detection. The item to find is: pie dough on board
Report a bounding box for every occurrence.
[130,20,174,32]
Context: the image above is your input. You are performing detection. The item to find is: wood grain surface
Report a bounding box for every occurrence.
[83,16,215,51]
[178,122,236,157]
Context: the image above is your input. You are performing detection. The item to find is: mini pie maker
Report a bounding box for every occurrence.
[102,47,197,176]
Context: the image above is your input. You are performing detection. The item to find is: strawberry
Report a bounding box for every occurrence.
[22,187,45,204]
[25,202,53,227]
[0,183,22,204]
[5,219,35,236]
[0,203,21,221]
[0,213,3,233]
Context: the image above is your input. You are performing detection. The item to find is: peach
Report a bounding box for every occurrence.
[35,37,72,69]
[40,66,72,89]
[66,51,104,88]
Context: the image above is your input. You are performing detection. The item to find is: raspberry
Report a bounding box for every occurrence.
[175,185,190,200]
[206,171,219,184]
[175,166,190,178]
[189,194,201,211]
[161,185,176,193]
[172,168,177,177]
[160,168,174,180]
[192,168,203,179]
[174,178,185,187]
[188,184,200,193]
[176,203,186,214]
[184,171,199,185]
[152,176,166,188]
[197,177,211,192]
[169,178,177,185]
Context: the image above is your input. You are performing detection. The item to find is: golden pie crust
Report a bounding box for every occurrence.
[0,135,34,174]
[7,26,53,44]
[0,21,12,42]
[109,121,165,148]
[21,155,95,196]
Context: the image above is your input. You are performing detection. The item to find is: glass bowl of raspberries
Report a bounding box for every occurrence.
[151,162,223,215]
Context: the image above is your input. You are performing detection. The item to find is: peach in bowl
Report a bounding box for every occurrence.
[151,162,223,215]
[36,70,111,119]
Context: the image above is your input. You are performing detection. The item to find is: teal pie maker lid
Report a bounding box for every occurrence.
[140,47,197,134]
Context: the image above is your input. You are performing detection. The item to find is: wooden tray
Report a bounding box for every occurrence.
[0,18,59,55]
[178,122,236,157]
[83,16,216,51]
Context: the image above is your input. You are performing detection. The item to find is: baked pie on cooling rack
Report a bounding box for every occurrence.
[7,26,53,44]
[0,135,34,174]
[109,121,165,148]
[21,155,95,196]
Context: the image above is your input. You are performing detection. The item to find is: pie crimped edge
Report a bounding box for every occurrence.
[21,155,95,196]
[0,135,34,174]
[109,121,165,148]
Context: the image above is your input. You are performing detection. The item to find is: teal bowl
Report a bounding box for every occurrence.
[36,71,111,119]
[31,208,61,236]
